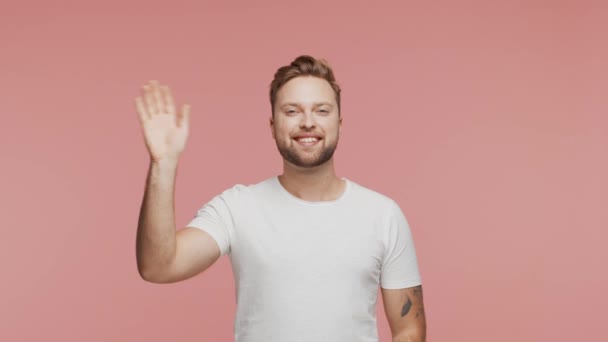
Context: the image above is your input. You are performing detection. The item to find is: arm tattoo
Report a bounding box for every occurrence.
[412,285,423,299]
[412,285,424,319]
[401,297,412,316]
[401,285,424,319]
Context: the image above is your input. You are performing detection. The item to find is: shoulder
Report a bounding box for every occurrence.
[347,178,400,213]
[215,176,274,202]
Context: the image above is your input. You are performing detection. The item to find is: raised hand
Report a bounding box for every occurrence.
[135,80,190,163]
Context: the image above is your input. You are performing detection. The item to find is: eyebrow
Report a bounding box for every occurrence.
[280,102,334,109]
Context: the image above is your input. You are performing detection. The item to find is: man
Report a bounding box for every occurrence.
[135,55,426,342]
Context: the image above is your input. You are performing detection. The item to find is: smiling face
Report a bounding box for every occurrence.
[270,76,342,169]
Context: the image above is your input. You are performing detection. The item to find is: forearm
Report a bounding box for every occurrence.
[136,158,179,280]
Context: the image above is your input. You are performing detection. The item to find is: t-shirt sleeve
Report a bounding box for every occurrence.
[185,185,242,257]
[380,200,422,289]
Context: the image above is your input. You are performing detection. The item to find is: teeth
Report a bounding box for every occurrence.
[297,137,318,143]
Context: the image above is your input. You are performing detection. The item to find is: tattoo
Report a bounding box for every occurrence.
[401,297,412,317]
[412,285,422,297]
[411,285,425,319]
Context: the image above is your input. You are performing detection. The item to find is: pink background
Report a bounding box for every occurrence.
[2,1,606,341]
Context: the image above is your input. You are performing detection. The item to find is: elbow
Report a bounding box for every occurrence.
[136,254,168,283]
[137,265,164,283]
[137,267,156,283]
[136,258,153,281]
[392,328,426,342]
[392,335,424,342]
[139,271,166,284]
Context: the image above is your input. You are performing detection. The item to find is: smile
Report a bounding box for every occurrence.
[294,137,321,146]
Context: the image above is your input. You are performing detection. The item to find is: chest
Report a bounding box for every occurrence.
[230,207,385,287]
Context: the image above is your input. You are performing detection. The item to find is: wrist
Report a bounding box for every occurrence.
[150,157,179,167]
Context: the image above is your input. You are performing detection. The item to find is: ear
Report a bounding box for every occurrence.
[269,116,275,140]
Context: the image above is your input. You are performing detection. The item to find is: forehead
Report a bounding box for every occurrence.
[275,76,337,106]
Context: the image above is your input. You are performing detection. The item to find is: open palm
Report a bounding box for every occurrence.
[135,80,190,162]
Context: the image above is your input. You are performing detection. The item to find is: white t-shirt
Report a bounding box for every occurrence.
[186,175,422,342]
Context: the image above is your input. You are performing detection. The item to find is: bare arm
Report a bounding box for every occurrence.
[135,80,221,283]
[135,158,178,280]
[381,285,427,342]
[136,159,222,283]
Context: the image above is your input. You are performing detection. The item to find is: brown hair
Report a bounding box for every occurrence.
[269,55,341,117]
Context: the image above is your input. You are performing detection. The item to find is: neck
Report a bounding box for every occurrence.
[278,158,345,202]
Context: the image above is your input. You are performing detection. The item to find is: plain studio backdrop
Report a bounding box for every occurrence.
[1,0,606,341]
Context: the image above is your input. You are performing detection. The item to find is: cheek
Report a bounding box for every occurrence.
[273,125,292,142]
[275,121,295,135]
[322,121,340,135]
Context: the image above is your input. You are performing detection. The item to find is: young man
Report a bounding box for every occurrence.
[135,55,426,342]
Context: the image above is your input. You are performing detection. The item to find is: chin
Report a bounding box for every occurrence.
[276,141,337,168]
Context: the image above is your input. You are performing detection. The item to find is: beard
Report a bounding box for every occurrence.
[275,137,339,168]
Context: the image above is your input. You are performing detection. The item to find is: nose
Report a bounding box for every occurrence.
[300,111,316,129]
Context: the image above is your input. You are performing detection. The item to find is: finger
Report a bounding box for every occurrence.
[143,84,157,115]
[150,80,165,114]
[177,104,190,128]
[161,85,176,115]
[134,96,149,122]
